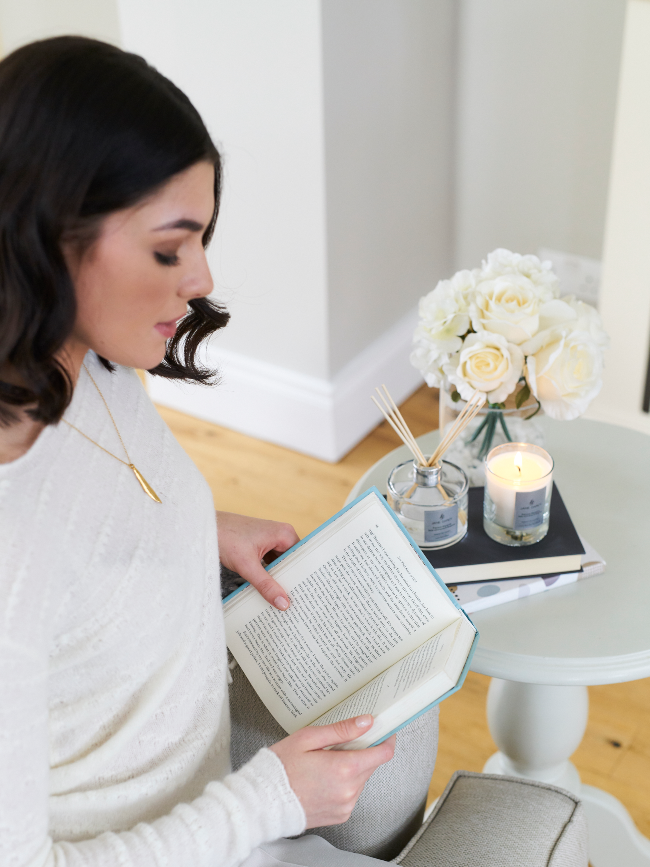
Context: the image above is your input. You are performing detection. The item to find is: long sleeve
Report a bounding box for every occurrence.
[0,633,304,867]
[42,751,304,867]
[0,356,306,867]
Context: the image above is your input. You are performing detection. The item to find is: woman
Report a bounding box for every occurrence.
[0,36,397,866]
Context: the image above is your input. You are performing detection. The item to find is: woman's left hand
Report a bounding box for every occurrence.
[216,511,299,610]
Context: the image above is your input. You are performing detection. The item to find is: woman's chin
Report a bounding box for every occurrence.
[138,347,168,371]
[96,341,168,372]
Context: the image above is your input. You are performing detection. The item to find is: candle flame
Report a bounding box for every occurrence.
[514,451,523,475]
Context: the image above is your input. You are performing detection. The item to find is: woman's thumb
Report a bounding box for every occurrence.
[237,558,290,610]
[300,715,374,750]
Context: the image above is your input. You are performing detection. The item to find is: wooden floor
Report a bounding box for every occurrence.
[157,385,650,838]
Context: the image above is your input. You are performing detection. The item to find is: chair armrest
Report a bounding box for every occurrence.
[394,771,588,867]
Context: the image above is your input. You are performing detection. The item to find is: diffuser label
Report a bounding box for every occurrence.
[424,505,458,542]
[514,488,546,530]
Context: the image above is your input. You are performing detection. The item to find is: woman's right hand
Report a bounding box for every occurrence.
[269,715,395,828]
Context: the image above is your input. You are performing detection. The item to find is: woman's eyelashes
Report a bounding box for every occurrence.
[154,251,180,266]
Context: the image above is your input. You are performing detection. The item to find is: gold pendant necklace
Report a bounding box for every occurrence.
[62,363,162,504]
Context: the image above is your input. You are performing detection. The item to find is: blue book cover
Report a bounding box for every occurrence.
[223,487,479,746]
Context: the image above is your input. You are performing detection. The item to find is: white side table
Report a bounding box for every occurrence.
[347,418,650,867]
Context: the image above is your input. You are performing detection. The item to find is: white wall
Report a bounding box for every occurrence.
[118,0,331,380]
[586,0,650,434]
[321,0,456,374]
[0,0,635,454]
[118,0,456,381]
[454,0,626,270]
[0,0,120,53]
[118,0,452,457]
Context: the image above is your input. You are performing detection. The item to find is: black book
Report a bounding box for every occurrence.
[424,484,585,584]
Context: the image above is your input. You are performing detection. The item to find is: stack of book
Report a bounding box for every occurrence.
[425,484,605,614]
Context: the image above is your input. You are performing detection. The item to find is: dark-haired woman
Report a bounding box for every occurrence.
[0,36,397,867]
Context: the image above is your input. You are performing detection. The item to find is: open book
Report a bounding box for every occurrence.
[223,488,478,749]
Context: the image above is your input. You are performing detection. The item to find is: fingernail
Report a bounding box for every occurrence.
[274,596,289,610]
[355,715,372,728]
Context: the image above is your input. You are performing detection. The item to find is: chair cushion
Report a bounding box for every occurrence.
[394,771,588,867]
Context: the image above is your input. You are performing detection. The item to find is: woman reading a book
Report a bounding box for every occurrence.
[0,37,401,867]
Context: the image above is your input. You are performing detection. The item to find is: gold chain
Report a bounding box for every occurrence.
[62,363,132,466]
[62,363,162,503]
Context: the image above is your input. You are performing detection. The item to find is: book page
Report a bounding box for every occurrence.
[313,620,459,727]
[224,493,460,732]
[314,616,476,749]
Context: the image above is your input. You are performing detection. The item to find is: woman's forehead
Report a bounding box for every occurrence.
[103,162,216,238]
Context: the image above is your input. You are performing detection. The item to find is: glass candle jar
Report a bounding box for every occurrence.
[387,458,469,550]
[483,442,554,546]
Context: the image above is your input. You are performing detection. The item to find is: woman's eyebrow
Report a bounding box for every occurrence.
[153,218,204,232]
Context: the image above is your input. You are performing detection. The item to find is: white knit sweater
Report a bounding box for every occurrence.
[0,354,306,867]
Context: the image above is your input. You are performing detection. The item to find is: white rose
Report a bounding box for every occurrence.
[410,342,448,388]
[481,248,560,295]
[445,331,524,403]
[448,267,482,299]
[563,296,609,349]
[521,295,609,357]
[470,273,555,345]
[525,330,603,421]
[413,272,474,356]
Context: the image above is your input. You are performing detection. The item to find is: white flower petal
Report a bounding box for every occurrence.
[446,331,523,403]
[524,329,603,420]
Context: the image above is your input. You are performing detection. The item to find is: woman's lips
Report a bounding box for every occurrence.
[155,319,179,339]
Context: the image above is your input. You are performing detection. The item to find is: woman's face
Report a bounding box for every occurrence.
[65,160,216,372]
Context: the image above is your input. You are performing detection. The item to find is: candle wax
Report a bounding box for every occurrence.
[486,450,553,530]
[488,453,551,482]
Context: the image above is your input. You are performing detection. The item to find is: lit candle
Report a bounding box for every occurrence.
[484,443,554,545]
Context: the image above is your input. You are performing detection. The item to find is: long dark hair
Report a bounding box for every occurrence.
[0,35,229,426]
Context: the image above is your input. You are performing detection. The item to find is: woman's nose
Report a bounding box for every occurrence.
[180,249,213,300]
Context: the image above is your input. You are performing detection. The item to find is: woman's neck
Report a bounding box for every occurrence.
[0,338,90,464]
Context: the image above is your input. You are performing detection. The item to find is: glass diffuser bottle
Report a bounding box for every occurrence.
[387,458,469,550]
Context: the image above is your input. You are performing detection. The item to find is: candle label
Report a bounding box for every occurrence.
[425,504,458,542]
[514,488,546,530]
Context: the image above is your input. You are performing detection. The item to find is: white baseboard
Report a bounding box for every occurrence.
[147,309,426,462]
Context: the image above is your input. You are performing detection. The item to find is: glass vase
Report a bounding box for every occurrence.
[438,383,545,486]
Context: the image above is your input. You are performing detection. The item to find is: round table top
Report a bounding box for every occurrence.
[347,417,650,686]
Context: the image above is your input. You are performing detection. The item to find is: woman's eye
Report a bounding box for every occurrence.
[154,251,180,266]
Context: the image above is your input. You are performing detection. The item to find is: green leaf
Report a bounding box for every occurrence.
[515,383,531,409]
[498,412,513,442]
[451,390,461,403]
[524,395,542,420]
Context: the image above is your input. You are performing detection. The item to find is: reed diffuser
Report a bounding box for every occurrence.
[372,386,485,549]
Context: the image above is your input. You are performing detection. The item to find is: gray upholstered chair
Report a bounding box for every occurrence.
[228,655,588,867]
[393,771,588,867]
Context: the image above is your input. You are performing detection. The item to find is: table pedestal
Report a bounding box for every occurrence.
[483,679,650,867]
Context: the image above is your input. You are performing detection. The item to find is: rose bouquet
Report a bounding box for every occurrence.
[411,249,608,470]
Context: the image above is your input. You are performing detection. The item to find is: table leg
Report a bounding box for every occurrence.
[482,678,650,867]
[483,678,587,793]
